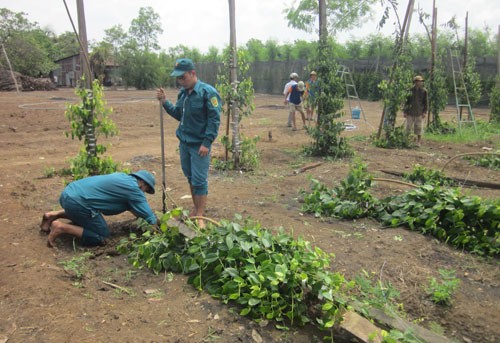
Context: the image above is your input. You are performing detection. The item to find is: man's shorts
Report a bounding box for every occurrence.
[179,142,210,195]
[405,115,423,135]
[304,98,316,111]
[288,103,305,113]
[59,191,109,246]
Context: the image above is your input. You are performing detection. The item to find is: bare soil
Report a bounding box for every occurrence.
[0,89,498,343]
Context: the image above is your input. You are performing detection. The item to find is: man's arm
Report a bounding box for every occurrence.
[156,88,183,121]
[200,89,221,154]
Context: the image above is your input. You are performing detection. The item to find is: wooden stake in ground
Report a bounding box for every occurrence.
[1,44,20,93]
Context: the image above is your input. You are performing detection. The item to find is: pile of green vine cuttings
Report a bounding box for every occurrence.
[118,210,353,334]
[302,163,499,257]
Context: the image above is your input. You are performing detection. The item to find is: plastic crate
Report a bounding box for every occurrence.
[351,107,361,119]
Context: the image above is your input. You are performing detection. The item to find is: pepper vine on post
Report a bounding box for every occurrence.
[64,79,119,179]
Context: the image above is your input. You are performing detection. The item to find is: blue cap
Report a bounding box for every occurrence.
[171,58,195,77]
[131,170,156,194]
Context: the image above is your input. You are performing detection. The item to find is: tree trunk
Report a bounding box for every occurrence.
[319,0,327,40]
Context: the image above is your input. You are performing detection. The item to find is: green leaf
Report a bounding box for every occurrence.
[322,302,334,311]
[240,307,251,316]
[248,298,260,306]
[225,235,234,249]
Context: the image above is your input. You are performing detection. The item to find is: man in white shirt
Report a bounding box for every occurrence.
[283,72,299,127]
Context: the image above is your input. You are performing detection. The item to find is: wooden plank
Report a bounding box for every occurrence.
[339,311,382,343]
[167,218,197,239]
[349,301,452,343]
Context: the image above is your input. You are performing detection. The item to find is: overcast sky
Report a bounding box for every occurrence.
[2,0,498,52]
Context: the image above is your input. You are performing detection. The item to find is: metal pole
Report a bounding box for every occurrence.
[159,102,167,214]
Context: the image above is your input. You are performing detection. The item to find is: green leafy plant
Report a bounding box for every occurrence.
[301,161,379,219]
[353,270,400,311]
[426,269,460,305]
[377,52,414,148]
[489,77,500,123]
[463,55,482,106]
[305,38,353,159]
[427,54,454,134]
[43,166,56,178]
[59,252,93,281]
[302,166,500,257]
[401,164,456,186]
[379,185,500,256]
[117,210,352,333]
[214,134,261,171]
[463,154,500,170]
[215,48,256,170]
[380,328,421,343]
[65,79,119,179]
[372,126,413,149]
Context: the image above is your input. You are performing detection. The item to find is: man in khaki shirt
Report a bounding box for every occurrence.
[404,75,428,146]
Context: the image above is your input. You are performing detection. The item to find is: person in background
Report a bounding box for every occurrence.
[156,58,221,228]
[304,71,318,124]
[285,80,307,131]
[283,72,299,127]
[404,75,428,146]
[40,170,157,247]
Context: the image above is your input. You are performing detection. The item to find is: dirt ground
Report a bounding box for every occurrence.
[0,88,498,343]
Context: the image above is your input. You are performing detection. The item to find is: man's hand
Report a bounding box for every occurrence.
[156,88,167,103]
[199,145,209,157]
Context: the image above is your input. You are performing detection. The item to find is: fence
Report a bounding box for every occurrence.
[188,56,498,97]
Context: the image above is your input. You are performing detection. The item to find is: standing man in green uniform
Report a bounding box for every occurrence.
[156,58,221,227]
[404,75,428,146]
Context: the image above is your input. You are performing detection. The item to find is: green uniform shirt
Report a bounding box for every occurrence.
[162,80,221,148]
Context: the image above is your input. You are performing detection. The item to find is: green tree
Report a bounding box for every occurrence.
[0,8,56,76]
[294,39,317,61]
[264,39,280,61]
[90,41,113,81]
[468,27,496,57]
[278,43,294,61]
[245,38,267,62]
[284,0,376,33]
[128,6,163,51]
[52,31,80,60]
[203,46,221,63]
[119,45,162,89]
[0,8,35,43]
[167,44,202,62]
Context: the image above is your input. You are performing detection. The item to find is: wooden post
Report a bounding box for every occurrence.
[1,44,20,93]
[319,0,327,40]
[497,25,500,86]
[463,11,468,70]
[228,0,240,167]
[428,1,437,127]
[76,0,92,88]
